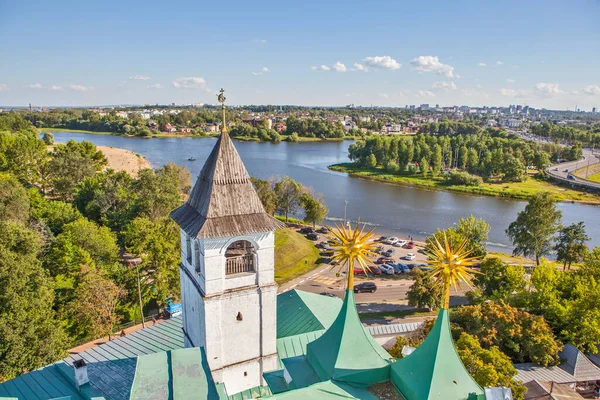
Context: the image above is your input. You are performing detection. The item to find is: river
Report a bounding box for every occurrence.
[53,132,600,252]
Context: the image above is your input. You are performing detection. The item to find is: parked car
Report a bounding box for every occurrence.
[354,282,377,293]
[394,240,407,247]
[354,267,366,275]
[385,237,399,245]
[567,174,575,180]
[379,264,395,275]
[306,233,319,241]
[404,253,416,260]
[316,242,327,249]
[383,250,394,258]
[378,236,388,242]
[394,263,410,273]
[320,292,337,298]
[406,263,417,269]
[376,257,394,264]
[300,226,315,234]
[416,263,429,267]
[404,241,415,249]
[370,267,382,275]
[317,227,329,234]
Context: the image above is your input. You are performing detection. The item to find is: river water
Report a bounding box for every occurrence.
[53,132,600,252]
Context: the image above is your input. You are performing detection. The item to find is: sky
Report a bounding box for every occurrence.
[0,0,599,110]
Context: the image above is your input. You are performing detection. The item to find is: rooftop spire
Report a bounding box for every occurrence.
[218,88,228,134]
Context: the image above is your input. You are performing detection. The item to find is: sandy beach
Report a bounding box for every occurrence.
[98,145,151,177]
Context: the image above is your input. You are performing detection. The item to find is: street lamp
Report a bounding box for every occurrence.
[343,200,348,227]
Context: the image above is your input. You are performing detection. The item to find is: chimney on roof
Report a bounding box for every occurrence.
[73,359,89,389]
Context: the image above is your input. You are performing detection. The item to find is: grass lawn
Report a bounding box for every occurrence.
[358,308,437,321]
[329,163,600,205]
[587,173,600,183]
[274,228,321,284]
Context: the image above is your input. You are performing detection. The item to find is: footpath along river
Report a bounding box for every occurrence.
[53,132,600,252]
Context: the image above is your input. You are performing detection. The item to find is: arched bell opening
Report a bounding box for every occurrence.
[225,240,256,276]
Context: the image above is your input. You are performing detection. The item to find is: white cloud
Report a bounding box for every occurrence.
[499,88,530,97]
[363,56,401,70]
[332,62,347,72]
[49,85,64,91]
[506,78,516,84]
[431,81,457,91]
[253,39,268,44]
[535,82,564,96]
[416,90,436,98]
[311,65,331,71]
[172,77,209,90]
[477,62,487,67]
[462,88,489,98]
[352,63,368,72]
[129,75,150,81]
[496,61,504,65]
[0,84,8,92]
[147,83,164,89]
[69,84,92,92]
[583,85,600,95]
[252,66,270,76]
[26,83,43,89]
[410,56,456,78]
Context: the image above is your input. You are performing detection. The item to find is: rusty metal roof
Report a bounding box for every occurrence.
[171,131,284,238]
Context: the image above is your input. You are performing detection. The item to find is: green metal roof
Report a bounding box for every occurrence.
[129,347,219,400]
[390,309,484,400]
[262,380,379,399]
[276,290,342,338]
[305,290,391,387]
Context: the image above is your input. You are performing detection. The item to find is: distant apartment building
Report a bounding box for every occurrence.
[500,119,522,128]
[116,111,129,119]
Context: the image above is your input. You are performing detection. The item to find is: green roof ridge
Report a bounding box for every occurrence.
[305,290,390,386]
[390,309,484,400]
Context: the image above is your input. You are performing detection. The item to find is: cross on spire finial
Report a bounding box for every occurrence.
[218,88,228,133]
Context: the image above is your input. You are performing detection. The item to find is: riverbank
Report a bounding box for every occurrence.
[329,163,600,205]
[97,145,151,177]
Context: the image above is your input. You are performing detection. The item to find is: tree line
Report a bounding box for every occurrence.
[348,129,582,185]
[530,121,600,147]
[0,113,188,381]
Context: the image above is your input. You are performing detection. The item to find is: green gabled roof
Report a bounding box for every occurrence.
[390,309,484,400]
[305,290,391,386]
[262,380,378,400]
[129,347,219,400]
[276,290,342,338]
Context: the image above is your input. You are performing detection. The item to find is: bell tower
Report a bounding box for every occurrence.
[171,89,284,396]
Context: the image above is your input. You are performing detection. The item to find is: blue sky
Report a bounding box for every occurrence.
[1,0,599,109]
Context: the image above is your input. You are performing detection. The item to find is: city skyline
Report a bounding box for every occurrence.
[1,0,599,110]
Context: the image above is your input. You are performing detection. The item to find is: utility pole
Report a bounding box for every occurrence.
[343,200,348,227]
[136,262,145,328]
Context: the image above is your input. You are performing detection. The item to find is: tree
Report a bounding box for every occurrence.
[470,258,526,303]
[28,189,80,235]
[366,153,377,168]
[69,266,125,340]
[555,222,589,270]
[419,156,429,176]
[451,300,562,365]
[533,151,551,172]
[41,131,54,145]
[0,222,69,381]
[458,145,468,169]
[124,217,180,309]
[48,140,107,200]
[300,192,328,227]
[506,192,562,265]
[454,215,490,258]
[251,177,277,215]
[503,156,525,182]
[274,176,302,222]
[455,333,526,400]
[431,144,443,176]
[133,165,185,221]
[406,269,442,310]
[466,148,478,173]
[0,173,30,223]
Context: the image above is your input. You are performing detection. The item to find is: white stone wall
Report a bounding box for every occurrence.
[178,229,278,395]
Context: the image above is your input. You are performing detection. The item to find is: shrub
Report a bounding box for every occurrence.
[449,171,483,186]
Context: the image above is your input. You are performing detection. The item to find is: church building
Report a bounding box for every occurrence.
[0,90,506,400]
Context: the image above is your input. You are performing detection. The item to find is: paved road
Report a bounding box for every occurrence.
[545,148,600,190]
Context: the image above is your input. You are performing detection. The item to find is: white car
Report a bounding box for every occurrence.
[385,237,399,245]
[405,253,416,261]
[380,264,395,275]
[393,240,407,247]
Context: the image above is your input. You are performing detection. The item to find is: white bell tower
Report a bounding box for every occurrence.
[171,89,283,396]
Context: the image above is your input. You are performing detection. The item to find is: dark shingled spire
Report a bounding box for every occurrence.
[170,92,284,238]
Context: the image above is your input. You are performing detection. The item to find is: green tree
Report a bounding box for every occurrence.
[454,215,490,258]
[251,177,277,215]
[28,189,80,235]
[466,148,478,173]
[458,145,468,169]
[0,222,69,381]
[407,269,442,310]
[300,192,328,227]
[133,165,185,221]
[470,258,526,303]
[555,222,589,270]
[48,140,107,200]
[124,217,180,308]
[0,173,30,223]
[506,192,562,265]
[431,144,443,176]
[69,266,125,340]
[451,300,562,365]
[503,156,525,182]
[41,131,54,145]
[274,176,302,222]
[533,151,551,172]
[419,156,429,176]
[366,153,377,168]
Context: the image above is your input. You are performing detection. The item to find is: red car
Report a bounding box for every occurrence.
[376,257,394,264]
[404,241,415,249]
[354,267,367,275]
